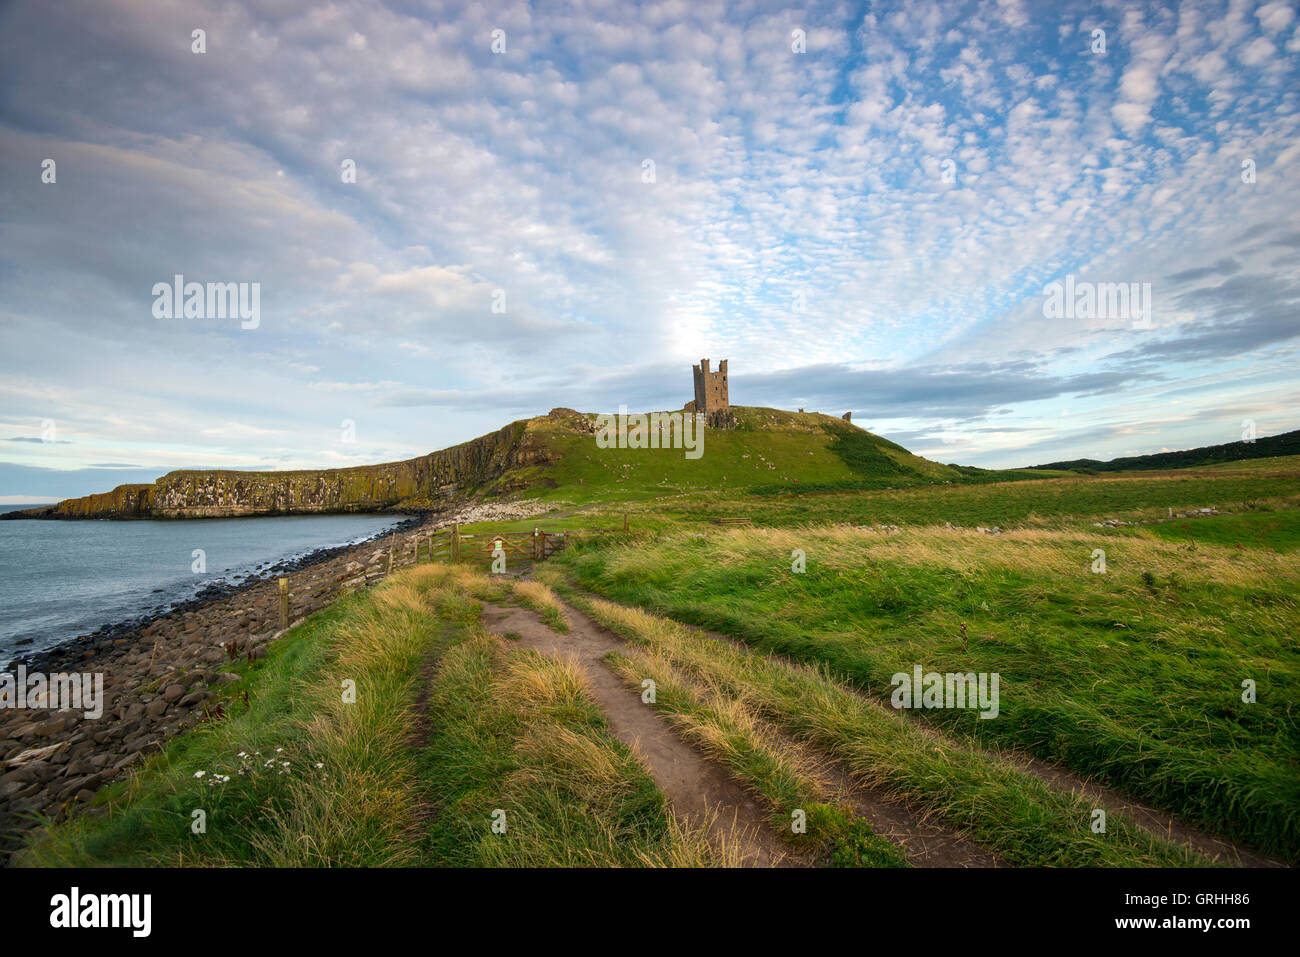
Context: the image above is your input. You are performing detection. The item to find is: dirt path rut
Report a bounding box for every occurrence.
[481,601,797,866]
[481,598,1002,868]
[662,614,1282,868]
[481,601,801,866]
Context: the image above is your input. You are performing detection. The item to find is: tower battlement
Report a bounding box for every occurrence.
[687,358,735,429]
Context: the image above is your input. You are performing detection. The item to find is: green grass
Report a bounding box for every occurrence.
[418,634,722,866]
[474,457,1300,547]
[555,518,1300,861]
[16,595,392,866]
[570,592,1207,867]
[16,564,722,868]
[497,406,965,506]
[731,468,1298,530]
[21,425,1300,868]
[603,645,908,867]
[474,408,1300,532]
[1142,508,1300,552]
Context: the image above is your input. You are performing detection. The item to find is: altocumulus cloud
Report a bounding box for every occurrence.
[0,0,1297,488]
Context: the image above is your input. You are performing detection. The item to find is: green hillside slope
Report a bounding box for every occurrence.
[6,407,965,519]
[487,407,965,504]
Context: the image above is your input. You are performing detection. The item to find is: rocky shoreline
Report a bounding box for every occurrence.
[0,497,555,864]
[5,514,425,675]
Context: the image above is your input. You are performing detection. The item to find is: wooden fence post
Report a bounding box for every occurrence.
[387,533,394,575]
[451,524,460,564]
[623,512,630,533]
[278,577,289,631]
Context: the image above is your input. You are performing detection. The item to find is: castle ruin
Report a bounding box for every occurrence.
[685,358,735,429]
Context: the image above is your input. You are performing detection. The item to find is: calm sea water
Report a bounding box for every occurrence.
[0,508,405,661]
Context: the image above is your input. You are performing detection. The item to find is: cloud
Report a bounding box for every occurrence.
[739,361,1144,420]
[1113,274,1300,364]
[1165,259,1242,283]
[0,0,1297,484]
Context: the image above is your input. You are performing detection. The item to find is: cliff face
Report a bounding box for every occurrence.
[7,419,551,520]
[148,459,431,518]
[422,421,534,500]
[28,484,156,519]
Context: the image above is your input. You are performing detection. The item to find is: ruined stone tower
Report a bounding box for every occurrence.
[687,358,735,429]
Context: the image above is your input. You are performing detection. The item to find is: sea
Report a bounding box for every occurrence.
[0,506,406,662]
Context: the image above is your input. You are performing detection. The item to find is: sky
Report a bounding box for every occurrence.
[1,0,1298,502]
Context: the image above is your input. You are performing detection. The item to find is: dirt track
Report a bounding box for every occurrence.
[486,580,1283,869]
[480,596,1001,867]
[481,601,799,866]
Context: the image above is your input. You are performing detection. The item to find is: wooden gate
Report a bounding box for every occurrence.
[476,529,566,561]
[412,517,632,568]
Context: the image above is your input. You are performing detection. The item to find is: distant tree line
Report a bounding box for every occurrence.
[1030,429,1300,473]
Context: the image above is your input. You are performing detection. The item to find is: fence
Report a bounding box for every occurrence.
[314,511,792,604]
[272,516,633,627]
[391,514,631,568]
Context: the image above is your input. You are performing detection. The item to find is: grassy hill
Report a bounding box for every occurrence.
[17,407,1297,521]
[487,406,966,504]
[5,407,973,519]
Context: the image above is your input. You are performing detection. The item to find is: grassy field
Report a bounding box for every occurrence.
[554,584,1207,867]
[494,407,970,505]
[1143,508,1300,552]
[555,503,1300,860]
[19,555,1227,869]
[15,566,726,867]
[453,445,1300,864]
[15,442,1298,868]
[466,455,1300,538]
[415,576,722,866]
[16,588,423,866]
[601,642,910,867]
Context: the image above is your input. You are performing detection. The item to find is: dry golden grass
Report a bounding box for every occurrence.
[508,579,571,632]
[606,644,831,809]
[428,629,733,867]
[692,523,1300,584]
